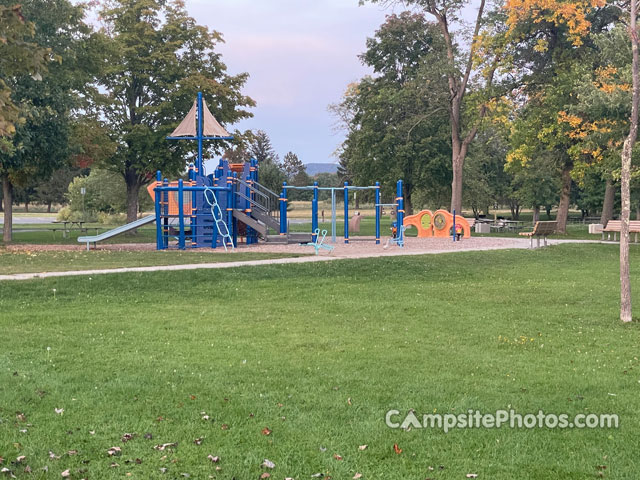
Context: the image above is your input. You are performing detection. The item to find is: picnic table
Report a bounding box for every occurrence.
[490,219,524,233]
[51,221,88,238]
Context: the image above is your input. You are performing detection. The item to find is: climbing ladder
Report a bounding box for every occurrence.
[204,187,234,251]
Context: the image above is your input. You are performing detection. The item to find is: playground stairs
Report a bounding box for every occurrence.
[232,179,313,244]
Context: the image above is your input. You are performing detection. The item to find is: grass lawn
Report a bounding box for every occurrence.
[0,250,307,275]
[1,245,639,479]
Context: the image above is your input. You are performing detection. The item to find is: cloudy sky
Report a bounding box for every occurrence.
[187,0,397,165]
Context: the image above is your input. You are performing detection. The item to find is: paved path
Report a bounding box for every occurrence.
[0,216,56,224]
[0,238,602,282]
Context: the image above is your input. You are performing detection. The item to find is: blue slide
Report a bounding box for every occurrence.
[77,215,156,250]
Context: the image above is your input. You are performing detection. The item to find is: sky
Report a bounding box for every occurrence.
[186,0,395,165]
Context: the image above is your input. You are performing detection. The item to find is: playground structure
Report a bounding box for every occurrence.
[139,93,406,250]
[403,209,471,239]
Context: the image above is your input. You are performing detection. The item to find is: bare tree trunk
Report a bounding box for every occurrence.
[533,205,540,223]
[2,175,13,243]
[47,201,52,213]
[556,165,572,234]
[24,200,29,213]
[600,179,615,225]
[450,151,464,213]
[126,182,141,225]
[620,0,639,323]
[403,182,413,216]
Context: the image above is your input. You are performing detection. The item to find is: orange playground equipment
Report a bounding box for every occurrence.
[403,209,471,239]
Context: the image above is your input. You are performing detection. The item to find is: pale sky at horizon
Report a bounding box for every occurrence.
[186,0,395,165]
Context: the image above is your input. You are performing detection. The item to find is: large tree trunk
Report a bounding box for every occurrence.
[450,150,464,214]
[404,182,413,216]
[125,171,141,227]
[620,0,638,323]
[47,201,52,213]
[600,179,615,225]
[2,175,13,243]
[24,200,29,213]
[555,165,572,234]
[533,205,540,223]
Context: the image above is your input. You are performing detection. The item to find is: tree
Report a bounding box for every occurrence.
[1,0,95,242]
[96,0,254,223]
[35,166,83,212]
[333,13,451,213]
[282,151,305,180]
[0,4,47,137]
[362,0,500,213]
[502,0,618,232]
[620,0,639,323]
[249,130,279,164]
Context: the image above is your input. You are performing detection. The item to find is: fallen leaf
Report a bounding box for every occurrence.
[19,430,27,434]
[260,474,271,479]
[54,408,64,415]
[466,475,478,479]
[89,431,95,435]
[1,467,16,479]
[261,459,275,469]
[207,455,220,464]
[190,395,196,400]
[393,444,402,455]
[201,415,210,421]
[143,433,153,440]
[311,474,323,478]
[353,474,362,479]
[23,466,31,474]
[49,452,61,460]
[193,438,203,446]
[261,427,272,436]
[333,454,343,461]
[154,443,177,451]
[347,397,352,405]
[110,463,119,468]
[61,469,70,478]
[181,474,190,478]
[358,445,367,451]
[14,457,25,465]
[67,450,78,456]
[160,467,167,473]
[121,433,134,443]
[16,413,26,422]
[220,424,229,430]
[107,447,121,457]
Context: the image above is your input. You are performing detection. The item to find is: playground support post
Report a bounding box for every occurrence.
[155,171,163,250]
[178,179,185,250]
[312,182,319,242]
[375,181,381,245]
[280,181,288,236]
[226,174,233,249]
[197,92,204,175]
[452,209,456,242]
[344,181,349,244]
[232,172,238,247]
[189,164,197,247]
[162,177,169,249]
[396,180,404,240]
[331,188,337,243]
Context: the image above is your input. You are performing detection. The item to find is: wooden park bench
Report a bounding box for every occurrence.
[602,220,640,242]
[519,221,557,248]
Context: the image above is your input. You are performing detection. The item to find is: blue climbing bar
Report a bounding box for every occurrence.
[280,182,288,237]
[344,181,349,244]
[178,179,185,250]
[375,181,381,245]
[396,180,404,242]
[312,181,319,242]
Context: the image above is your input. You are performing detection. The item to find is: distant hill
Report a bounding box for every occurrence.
[305,163,338,176]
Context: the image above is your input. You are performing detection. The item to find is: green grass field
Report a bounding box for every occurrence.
[1,245,639,479]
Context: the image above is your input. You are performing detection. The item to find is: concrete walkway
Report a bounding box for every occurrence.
[0,238,603,282]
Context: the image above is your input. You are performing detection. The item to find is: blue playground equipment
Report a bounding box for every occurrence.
[301,228,335,255]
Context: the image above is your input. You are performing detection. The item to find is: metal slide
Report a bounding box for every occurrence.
[77,215,156,250]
